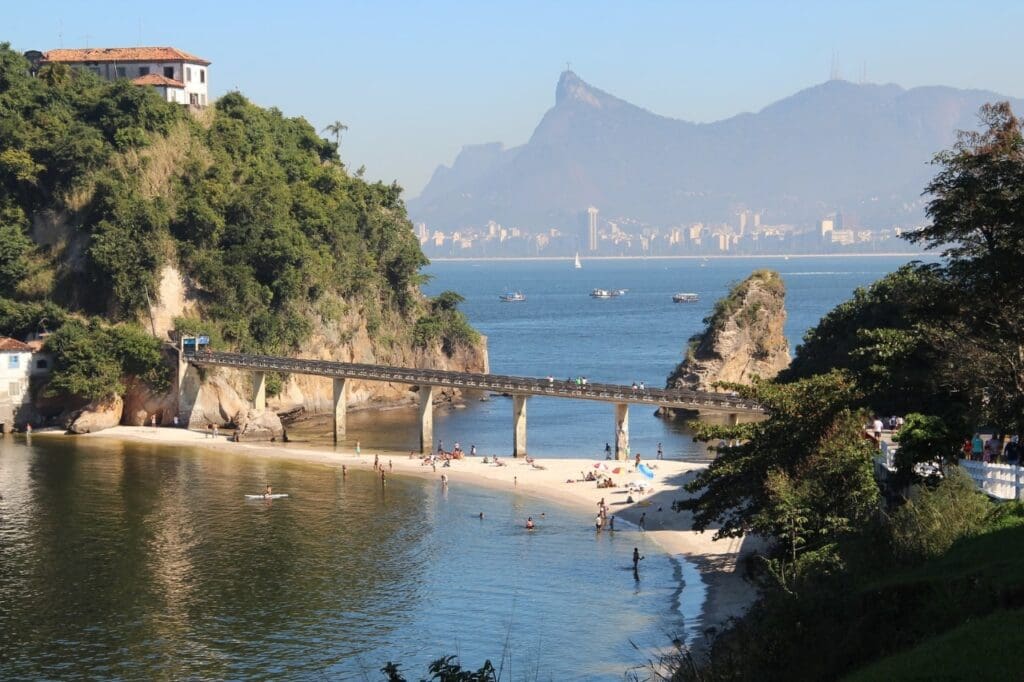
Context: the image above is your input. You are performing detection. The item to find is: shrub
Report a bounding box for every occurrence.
[888,468,992,563]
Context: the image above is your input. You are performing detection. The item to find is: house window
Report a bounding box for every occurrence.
[163,66,174,78]
[116,66,126,78]
[8,355,19,369]
[139,66,150,76]
[186,67,192,82]
[35,359,48,369]
[200,69,205,84]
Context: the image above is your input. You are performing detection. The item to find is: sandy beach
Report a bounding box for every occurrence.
[44,425,759,638]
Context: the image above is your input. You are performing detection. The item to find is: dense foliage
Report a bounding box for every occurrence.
[44,319,168,400]
[0,43,431,354]
[677,103,1024,680]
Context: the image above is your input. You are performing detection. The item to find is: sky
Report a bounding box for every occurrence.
[6,1,1024,197]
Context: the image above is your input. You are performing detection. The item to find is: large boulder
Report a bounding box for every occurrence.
[123,381,178,426]
[181,372,248,428]
[233,408,284,442]
[662,270,790,416]
[67,395,124,434]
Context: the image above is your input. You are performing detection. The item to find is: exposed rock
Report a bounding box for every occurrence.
[67,395,124,434]
[123,380,178,426]
[234,408,284,442]
[662,270,790,416]
[180,371,248,428]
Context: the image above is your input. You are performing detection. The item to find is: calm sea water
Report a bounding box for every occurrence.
[0,256,926,680]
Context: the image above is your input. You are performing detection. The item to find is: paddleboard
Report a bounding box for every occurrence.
[245,493,289,499]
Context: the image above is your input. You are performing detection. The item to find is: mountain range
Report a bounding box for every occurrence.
[408,71,1024,231]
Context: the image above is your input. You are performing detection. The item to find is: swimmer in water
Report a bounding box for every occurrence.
[263,484,272,498]
[526,517,535,530]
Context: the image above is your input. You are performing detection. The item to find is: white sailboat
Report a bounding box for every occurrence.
[574,252,582,269]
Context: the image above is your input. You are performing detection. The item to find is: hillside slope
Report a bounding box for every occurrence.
[0,43,486,422]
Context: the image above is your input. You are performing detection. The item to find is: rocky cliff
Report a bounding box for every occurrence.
[662,270,790,415]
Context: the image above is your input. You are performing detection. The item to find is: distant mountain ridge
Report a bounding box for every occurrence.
[409,72,1024,230]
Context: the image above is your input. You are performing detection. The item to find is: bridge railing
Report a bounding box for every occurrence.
[183,350,764,412]
[874,440,1023,501]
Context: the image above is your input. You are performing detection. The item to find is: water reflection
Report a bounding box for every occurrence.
[0,437,687,679]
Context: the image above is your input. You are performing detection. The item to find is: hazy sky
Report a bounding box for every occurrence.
[7,1,1023,196]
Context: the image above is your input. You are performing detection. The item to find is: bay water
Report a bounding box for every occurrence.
[0,256,927,679]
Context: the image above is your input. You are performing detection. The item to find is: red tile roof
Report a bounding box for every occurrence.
[0,337,33,352]
[43,47,211,66]
[131,74,185,88]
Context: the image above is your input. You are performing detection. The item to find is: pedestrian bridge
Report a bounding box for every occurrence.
[183,349,763,459]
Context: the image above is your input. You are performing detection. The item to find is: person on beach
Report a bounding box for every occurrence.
[151,414,157,428]
[380,470,386,486]
[635,452,641,468]
[389,459,393,471]
[213,424,219,438]
[605,442,612,459]
[356,441,361,457]
[595,514,603,531]
[526,517,535,530]
[639,513,646,531]
[657,443,663,460]
[609,515,615,531]
[263,484,272,498]
[441,473,448,486]
[342,465,347,479]
[633,547,644,570]
[470,444,477,457]
[374,454,379,470]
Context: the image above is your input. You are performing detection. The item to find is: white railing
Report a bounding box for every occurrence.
[959,460,1024,501]
[874,439,1023,501]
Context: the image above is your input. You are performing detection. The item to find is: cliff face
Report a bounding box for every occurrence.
[665,270,790,398]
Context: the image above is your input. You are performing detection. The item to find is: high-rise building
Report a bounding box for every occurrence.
[586,206,599,252]
[819,218,835,239]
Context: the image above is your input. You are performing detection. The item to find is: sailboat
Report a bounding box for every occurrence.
[574,252,582,269]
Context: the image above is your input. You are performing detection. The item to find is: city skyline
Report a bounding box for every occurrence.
[6,0,1024,195]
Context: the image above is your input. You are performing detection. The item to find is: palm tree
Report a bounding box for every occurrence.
[322,120,348,154]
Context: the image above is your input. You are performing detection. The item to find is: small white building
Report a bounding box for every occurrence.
[0,337,50,431]
[41,47,211,107]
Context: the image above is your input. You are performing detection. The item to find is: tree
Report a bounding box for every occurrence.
[322,120,348,155]
[682,372,879,590]
[906,102,1024,431]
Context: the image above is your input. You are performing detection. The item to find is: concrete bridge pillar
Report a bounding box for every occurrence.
[253,372,267,411]
[332,378,347,442]
[419,385,435,454]
[513,394,528,457]
[615,403,629,461]
[728,413,739,426]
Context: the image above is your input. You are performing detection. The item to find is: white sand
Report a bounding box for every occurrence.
[44,425,759,633]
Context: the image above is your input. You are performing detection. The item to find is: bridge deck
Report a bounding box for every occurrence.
[185,350,763,414]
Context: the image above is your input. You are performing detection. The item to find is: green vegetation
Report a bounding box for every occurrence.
[703,269,783,334]
[45,319,168,400]
[676,104,1024,680]
[412,290,480,356]
[0,43,469,403]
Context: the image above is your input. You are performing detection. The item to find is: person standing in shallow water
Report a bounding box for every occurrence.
[639,513,646,531]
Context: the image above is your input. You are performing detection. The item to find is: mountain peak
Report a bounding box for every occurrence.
[556,70,603,107]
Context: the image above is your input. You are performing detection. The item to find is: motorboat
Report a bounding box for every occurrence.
[499,291,526,302]
[672,292,699,303]
[611,288,628,297]
[590,288,613,298]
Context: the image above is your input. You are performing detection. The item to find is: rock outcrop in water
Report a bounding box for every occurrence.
[66,396,123,433]
[661,270,790,417]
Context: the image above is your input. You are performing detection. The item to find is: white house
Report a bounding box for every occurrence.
[0,337,51,431]
[41,47,211,107]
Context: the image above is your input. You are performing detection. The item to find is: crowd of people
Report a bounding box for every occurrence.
[964,433,1022,464]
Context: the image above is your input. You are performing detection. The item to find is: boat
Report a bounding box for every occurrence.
[574,252,582,269]
[499,291,526,302]
[245,493,289,499]
[590,288,613,298]
[672,292,699,303]
[611,288,628,297]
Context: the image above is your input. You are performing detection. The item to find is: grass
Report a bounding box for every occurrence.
[843,609,1024,681]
